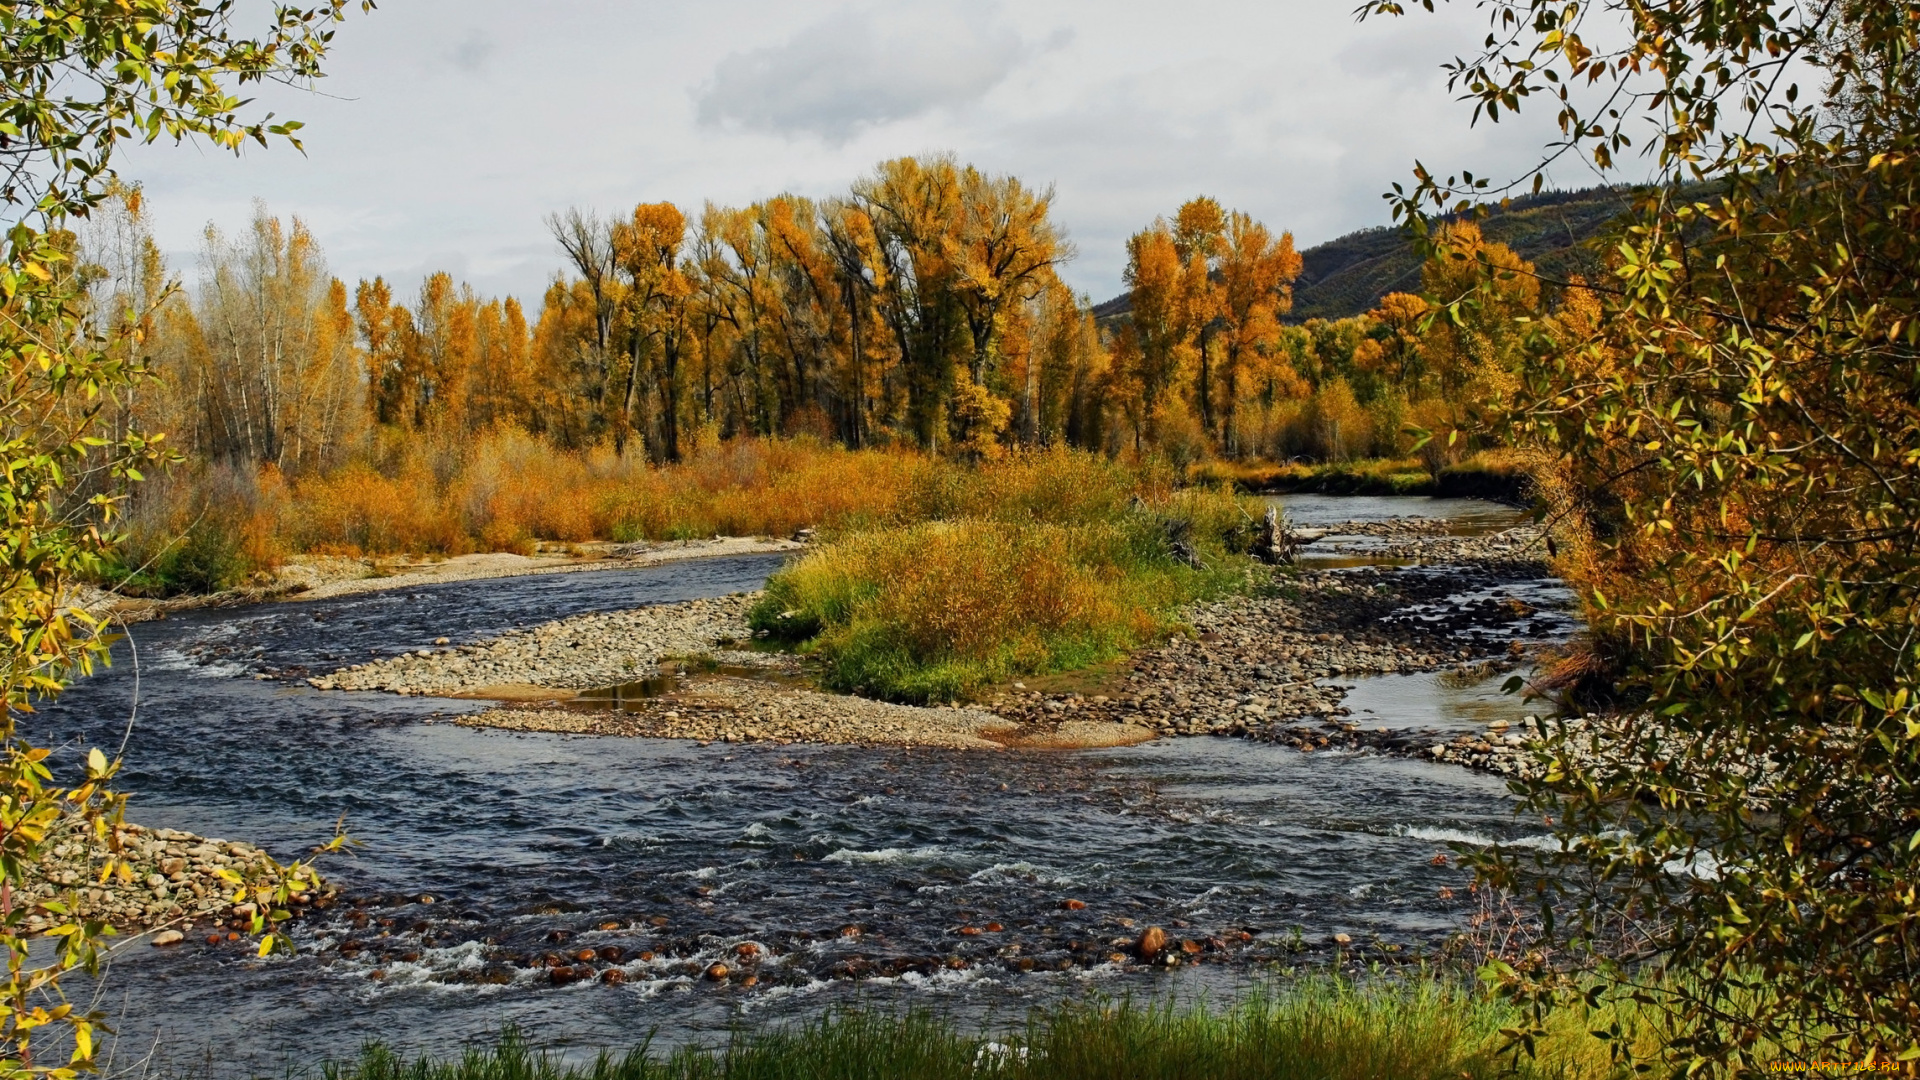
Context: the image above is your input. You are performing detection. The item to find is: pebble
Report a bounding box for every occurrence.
[467,677,1015,749]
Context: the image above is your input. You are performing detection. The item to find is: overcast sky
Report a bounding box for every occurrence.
[119,0,1582,307]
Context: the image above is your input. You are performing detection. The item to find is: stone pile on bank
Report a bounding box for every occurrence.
[310,594,777,695]
[16,822,332,938]
[1353,525,1547,566]
[1305,518,1453,538]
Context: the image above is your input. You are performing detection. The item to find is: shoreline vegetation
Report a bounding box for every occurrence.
[318,984,1681,1080]
[1200,450,1531,500]
[118,446,1274,708]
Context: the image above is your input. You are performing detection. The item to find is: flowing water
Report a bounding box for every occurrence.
[29,499,1569,1074]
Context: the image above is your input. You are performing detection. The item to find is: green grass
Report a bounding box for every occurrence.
[321,982,1608,1080]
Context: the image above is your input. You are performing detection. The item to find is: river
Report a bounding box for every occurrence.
[28,497,1565,1075]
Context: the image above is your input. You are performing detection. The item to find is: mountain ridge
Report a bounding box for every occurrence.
[1092,185,1636,325]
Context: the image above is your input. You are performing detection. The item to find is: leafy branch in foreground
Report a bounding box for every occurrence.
[0,2,368,1075]
[1365,0,1920,1071]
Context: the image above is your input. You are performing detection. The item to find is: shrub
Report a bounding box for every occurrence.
[751,452,1257,702]
[1305,379,1370,462]
[111,463,283,596]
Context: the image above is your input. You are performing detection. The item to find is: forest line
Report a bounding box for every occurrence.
[80,155,1587,482]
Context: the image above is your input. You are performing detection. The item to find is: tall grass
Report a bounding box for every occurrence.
[286,430,938,557]
[108,433,1254,593]
[104,433,953,593]
[319,982,1623,1080]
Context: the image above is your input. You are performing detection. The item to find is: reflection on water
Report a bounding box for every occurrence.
[1268,494,1529,535]
[570,676,679,709]
[1330,668,1537,734]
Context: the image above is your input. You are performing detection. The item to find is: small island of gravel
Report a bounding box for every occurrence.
[308,520,1564,764]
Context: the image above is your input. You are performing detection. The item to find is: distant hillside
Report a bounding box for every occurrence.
[1092,186,1636,325]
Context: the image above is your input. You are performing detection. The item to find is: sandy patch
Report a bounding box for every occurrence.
[995,720,1161,749]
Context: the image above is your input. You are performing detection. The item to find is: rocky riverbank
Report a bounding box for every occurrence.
[16,822,334,941]
[984,551,1544,739]
[463,678,1022,749]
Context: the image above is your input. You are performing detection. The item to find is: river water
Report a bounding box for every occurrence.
[29,498,1565,1075]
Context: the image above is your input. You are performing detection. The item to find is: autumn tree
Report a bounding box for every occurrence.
[852,156,968,449]
[530,157,1072,458]
[816,200,892,446]
[952,170,1069,391]
[1212,210,1301,454]
[1351,292,1431,394]
[546,208,619,424]
[1366,0,1920,1065]
[1117,197,1301,457]
[191,206,364,472]
[358,271,533,440]
[1025,279,1109,449]
[1115,222,1198,450]
[465,296,532,432]
[1416,221,1537,404]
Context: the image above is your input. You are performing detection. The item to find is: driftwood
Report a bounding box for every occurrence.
[1252,506,1297,565]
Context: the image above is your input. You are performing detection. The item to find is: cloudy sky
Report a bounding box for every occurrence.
[119,0,1582,307]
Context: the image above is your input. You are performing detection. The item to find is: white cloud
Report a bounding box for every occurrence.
[113,0,1571,307]
[696,5,1048,143]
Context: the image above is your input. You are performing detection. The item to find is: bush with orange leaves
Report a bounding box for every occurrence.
[278,432,935,559]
